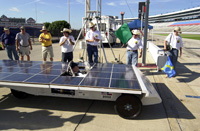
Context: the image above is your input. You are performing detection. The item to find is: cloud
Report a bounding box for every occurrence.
[40,11,45,14]
[106,2,116,6]
[9,7,20,12]
[76,0,84,4]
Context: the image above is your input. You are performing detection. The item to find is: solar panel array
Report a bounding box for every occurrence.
[0,60,141,91]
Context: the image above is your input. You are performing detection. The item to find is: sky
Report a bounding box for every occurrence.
[1,0,200,29]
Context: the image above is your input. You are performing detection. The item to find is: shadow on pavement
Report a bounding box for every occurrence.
[0,109,94,130]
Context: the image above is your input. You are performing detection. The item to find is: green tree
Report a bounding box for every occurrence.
[48,20,70,36]
[44,22,51,29]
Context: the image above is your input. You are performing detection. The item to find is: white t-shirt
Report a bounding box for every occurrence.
[85,30,101,46]
[126,37,143,50]
[165,33,183,50]
[59,35,75,53]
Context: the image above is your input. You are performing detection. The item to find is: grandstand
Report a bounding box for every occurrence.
[116,6,200,34]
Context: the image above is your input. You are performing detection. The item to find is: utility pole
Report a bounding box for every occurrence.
[68,0,70,25]
[142,0,150,65]
[35,2,37,23]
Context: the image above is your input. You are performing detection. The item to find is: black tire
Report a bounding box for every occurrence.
[114,95,142,119]
[11,89,28,99]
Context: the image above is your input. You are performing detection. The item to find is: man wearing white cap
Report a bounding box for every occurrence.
[1,27,19,60]
[16,26,32,61]
[39,26,54,61]
[85,22,101,63]
[126,30,143,66]
[59,28,75,63]
[164,27,183,71]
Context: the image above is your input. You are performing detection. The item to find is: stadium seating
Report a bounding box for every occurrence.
[151,19,200,34]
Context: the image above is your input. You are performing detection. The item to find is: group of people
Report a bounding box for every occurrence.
[1,23,183,73]
[0,26,53,62]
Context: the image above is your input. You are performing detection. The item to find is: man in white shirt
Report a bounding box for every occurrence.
[85,22,101,63]
[164,27,183,70]
[59,28,75,63]
[126,30,143,66]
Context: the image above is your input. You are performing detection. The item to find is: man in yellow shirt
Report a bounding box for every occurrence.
[39,26,54,61]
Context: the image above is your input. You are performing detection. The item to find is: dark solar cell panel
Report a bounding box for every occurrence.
[112,72,137,80]
[0,60,18,67]
[18,68,43,74]
[112,66,133,73]
[80,78,110,87]
[90,67,112,72]
[110,79,141,90]
[51,64,64,70]
[51,76,83,86]
[25,74,57,84]
[86,72,111,79]
[94,63,113,68]
[113,64,126,68]
[0,72,13,80]
[2,67,21,73]
[1,73,33,82]
[40,69,62,75]
[32,63,53,70]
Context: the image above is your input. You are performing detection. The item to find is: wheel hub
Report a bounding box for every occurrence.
[124,104,133,111]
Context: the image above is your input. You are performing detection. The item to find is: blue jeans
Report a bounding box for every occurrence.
[167,49,179,69]
[87,45,98,63]
[5,45,19,60]
[127,50,138,66]
[62,52,73,63]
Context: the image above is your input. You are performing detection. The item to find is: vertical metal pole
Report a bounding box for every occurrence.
[141,6,144,31]
[142,0,150,65]
[35,3,37,23]
[121,12,124,25]
[85,0,90,17]
[68,0,70,25]
[95,14,108,63]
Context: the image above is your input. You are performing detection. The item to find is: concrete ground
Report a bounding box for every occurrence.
[0,35,200,131]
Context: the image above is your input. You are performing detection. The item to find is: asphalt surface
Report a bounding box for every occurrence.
[0,36,200,131]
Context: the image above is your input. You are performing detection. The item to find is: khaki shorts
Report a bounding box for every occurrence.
[19,46,30,56]
[42,45,54,59]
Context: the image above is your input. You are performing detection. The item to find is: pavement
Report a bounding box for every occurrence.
[0,35,200,131]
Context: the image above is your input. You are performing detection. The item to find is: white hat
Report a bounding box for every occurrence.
[88,22,96,28]
[3,27,9,31]
[131,30,140,35]
[40,26,48,32]
[61,28,72,33]
[174,27,182,33]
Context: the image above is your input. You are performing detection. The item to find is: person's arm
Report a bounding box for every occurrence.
[164,40,168,51]
[1,41,5,50]
[16,39,19,51]
[94,37,100,42]
[15,34,19,51]
[44,33,51,41]
[164,33,171,51]
[139,48,143,58]
[94,31,101,42]
[39,34,43,42]
[28,34,32,50]
[86,32,94,42]
[69,36,75,45]
[1,34,5,50]
[29,39,32,50]
[180,47,182,57]
[59,37,67,46]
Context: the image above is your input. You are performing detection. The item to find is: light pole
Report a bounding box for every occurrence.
[120,12,125,25]
[142,0,150,65]
[68,0,70,25]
